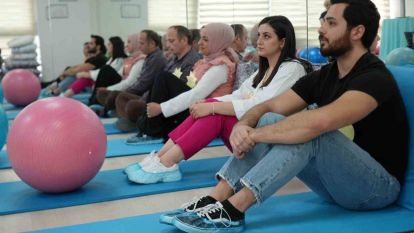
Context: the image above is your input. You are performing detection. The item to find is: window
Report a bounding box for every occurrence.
[148,0,198,32]
[0,0,35,57]
[198,0,268,29]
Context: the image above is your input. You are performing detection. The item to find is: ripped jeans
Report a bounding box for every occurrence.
[216,113,400,210]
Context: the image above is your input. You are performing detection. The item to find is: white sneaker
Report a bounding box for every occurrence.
[139,150,157,167]
[142,156,178,173]
[123,150,157,175]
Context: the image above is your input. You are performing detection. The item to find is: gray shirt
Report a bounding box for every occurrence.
[165,49,202,83]
[127,48,167,96]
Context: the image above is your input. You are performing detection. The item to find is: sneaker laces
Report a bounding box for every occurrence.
[197,202,232,228]
[181,196,209,212]
[139,151,156,167]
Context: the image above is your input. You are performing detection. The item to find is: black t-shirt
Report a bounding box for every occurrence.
[85,53,108,70]
[291,52,408,183]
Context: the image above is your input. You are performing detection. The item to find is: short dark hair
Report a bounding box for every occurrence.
[330,0,380,49]
[109,36,127,59]
[230,24,247,39]
[190,29,200,43]
[91,34,106,54]
[169,25,192,45]
[142,30,162,49]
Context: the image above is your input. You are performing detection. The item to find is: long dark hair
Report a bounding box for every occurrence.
[109,36,127,60]
[252,16,297,88]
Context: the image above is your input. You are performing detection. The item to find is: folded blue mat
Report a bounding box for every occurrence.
[0,138,224,169]
[32,192,414,233]
[0,157,227,215]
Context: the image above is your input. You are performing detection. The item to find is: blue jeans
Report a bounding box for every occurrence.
[217,113,400,210]
[58,75,76,92]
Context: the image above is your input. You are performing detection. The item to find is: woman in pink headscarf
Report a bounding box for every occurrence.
[92,33,146,107]
[128,22,238,141]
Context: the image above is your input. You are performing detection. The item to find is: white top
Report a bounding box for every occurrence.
[107,59,145,91]
[216,61,306,119]
[90,58,124,81]
[161,64,228,117]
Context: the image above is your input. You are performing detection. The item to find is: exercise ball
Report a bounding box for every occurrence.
[0,106,8,151]
[1,69,41,106]
[298,47,328,64]
[7,97,107,193]
[384,47,414,66]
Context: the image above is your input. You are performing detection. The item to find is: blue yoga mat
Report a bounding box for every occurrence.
[4,94,92,120]
[103,122,138,134]
[0,157,227,215]
[0,138,224,169]
[2,103,22,111]
[6,110,19,120]
[32,192,414,233]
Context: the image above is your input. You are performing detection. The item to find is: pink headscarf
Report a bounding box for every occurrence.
[122,33,145,79]
[200,23,238,63]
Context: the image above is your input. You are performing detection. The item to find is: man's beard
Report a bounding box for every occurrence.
[319,31,352,57]
[88,47,97,54]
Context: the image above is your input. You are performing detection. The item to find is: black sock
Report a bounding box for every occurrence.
[221,200,245,221]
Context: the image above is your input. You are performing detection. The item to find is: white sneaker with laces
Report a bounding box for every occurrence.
[123,151,157,175]
[128,156,182,184]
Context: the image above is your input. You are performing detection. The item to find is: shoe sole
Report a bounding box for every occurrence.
[159,215,174,225]
[174,218,244,233]
[128,171,182,184]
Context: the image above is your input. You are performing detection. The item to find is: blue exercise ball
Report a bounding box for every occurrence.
[298,47,328,64]
[0,106,8,151]
[384,47,414,66]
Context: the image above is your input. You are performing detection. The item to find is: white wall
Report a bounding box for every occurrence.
[35,0,147,82]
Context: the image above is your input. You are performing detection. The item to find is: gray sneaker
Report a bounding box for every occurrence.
[125,134,163,145]
[115,118,137,132]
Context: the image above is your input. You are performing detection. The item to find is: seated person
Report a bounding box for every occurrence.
[162,2,409,233]
[190,29,201,52]
[125,16,310,185]
[113,26,201,131]
[62,36,127,98]
[129,22,238,141]
[94,33,146,111]
[230,24,248,60]
[47,35,108,96]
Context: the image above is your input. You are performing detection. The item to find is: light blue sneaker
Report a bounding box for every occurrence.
[127,156,182,184]
[174,202,245,233]
[125,134,164,145]
[123,151,157,175]
[159,196,216,225]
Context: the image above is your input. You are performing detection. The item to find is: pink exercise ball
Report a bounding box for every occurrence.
[7,97,107,193]
[1,69,41,106]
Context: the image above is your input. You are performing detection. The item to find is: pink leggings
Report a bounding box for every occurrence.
[168,99,238,160]
[69,78,94,94]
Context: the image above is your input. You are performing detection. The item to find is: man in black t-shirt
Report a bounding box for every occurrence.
[168,1,409,232]
[46,35,108,95]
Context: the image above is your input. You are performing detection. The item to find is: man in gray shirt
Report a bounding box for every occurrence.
[116,26,201,132]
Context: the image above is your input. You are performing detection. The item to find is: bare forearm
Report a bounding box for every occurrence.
[212,102,235,116]
[250,110,326,144]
